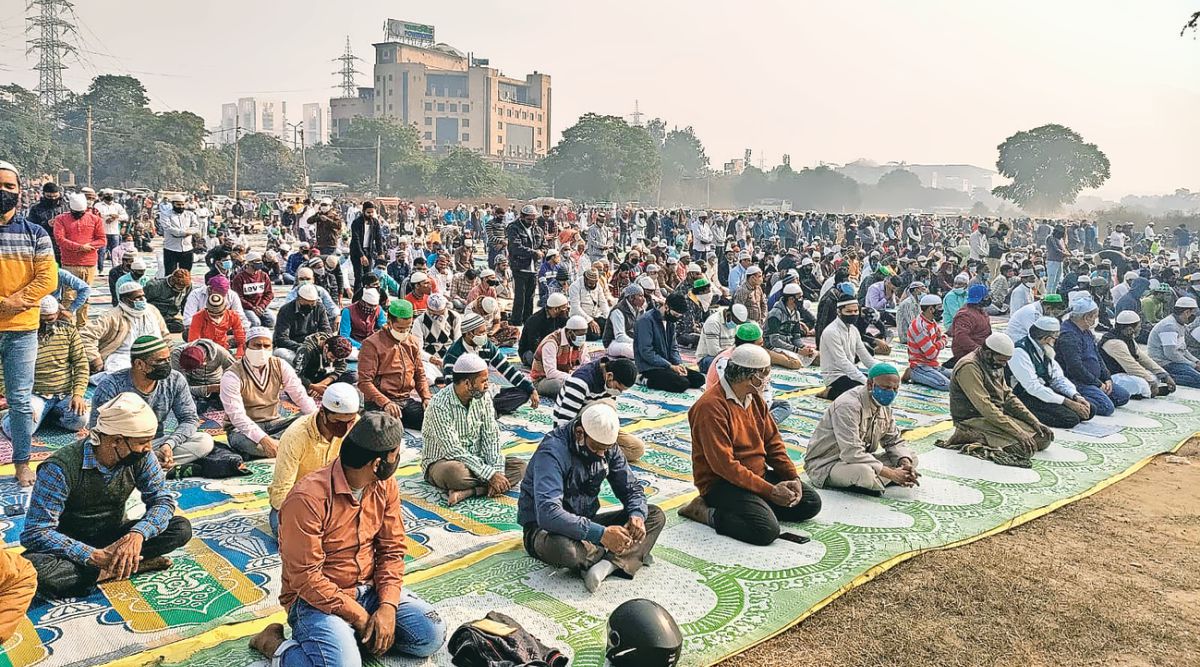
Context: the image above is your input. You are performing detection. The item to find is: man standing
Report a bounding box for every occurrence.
[517,402,665,593]
[91,336,216,472]
[634,293,706,393]
[506,205,544,325]
[53,193,105,327]
[806,363,918,496]
[679,345,822,545]
[159,193,200,274]
[26,182,66,252]
[350,201,385,291]
[422,354,527,505]
[357,300,431,429]
[94,189,128,273]
[249,412,446,663]
[21,393,192,598]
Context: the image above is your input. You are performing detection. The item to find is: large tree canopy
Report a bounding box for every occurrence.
[536,113,660,201]
[430,147,504,198]
[991,124,1110,214]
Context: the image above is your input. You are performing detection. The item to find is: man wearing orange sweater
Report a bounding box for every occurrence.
[680,344,821,545]
[0,161,59,486]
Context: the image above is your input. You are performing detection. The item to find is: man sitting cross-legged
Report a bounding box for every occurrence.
[20,393,192,598]
[421,353,527,505]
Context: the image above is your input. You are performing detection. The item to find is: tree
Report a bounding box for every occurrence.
[790,166,861,211]
[219,133,302,192]
[536,114,660,201]
[661,126,709,181]
[328,117,427,194]
[734,166,770,205]
[430,147,503,197]
[0,84,61,176]
[992,124,1110,214]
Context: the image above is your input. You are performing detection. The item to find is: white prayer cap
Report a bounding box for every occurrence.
[1069,296,1099,316]
[565,315,589,330]
[452,352,488,374]
[745,266,762,276]
[361,288,380,306]
[919,294,942,307]
[580,402,620,446]
[1124,270,1139,282]
[245,251,261,262]
[480,268,496,279]
[130,258,147,270]
[409,271,429,284]
[644,263,660,273]
[954,273,969,285]
[546,293,569,308]
[480,297,498,314]
[1033,316,1061,332]
[731,303,748,322]
[984,333,1015,356]
[169,193,186,203]
[297,284,319,301]
[1114,310,1140,325]
[117,280,144,296]
[427,293,448,313]
[247,326,272,342]
[321,382,360,414]
[39,295,59,314]
[94,392,159,438]
[1177,296,1198,309]
[801,257,814,266]
[730,344,771,370]
[783,283,802,295]
[67,193,87,212]
[686,262,702,273]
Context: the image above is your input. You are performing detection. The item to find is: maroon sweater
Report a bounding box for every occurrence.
[949,304,992,360]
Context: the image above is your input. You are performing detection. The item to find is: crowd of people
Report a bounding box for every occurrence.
[0,157,1194,663]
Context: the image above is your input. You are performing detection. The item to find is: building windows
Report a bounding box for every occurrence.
[462,104,470,113]
[538,113,542,121]
[462,118,470,128]
[449,103,458,112]
[388,104,393,111]
[388,74,393,80]
[425,102,432,111]
[497,121,503,129]
[506,109,513,118]
[425,117,432,125]
[462,133,470,141]
[537,127,542,135]
[497,135,503,143]
[424,132,432,140]
[437,103,445,112]
[376,105,381,111]
[537,140,542,148]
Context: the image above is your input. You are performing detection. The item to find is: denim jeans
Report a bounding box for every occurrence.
[268,508,279,537]
[1165,362,1200,388]
[1046,260,1063,294]
[2,394,87,437]
[278,586,445,666]
[0,331,38,464]
[769,400,794,424]
[1077,383,1129,417]
[910,365,952,391]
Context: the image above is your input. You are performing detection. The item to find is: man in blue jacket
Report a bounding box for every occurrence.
[1055,296,1130,416]
[634,292,706,393]
[517,402,664,593]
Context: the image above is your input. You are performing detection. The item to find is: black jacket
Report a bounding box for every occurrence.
[349,213,385,261]
[273,299,332,351]
[517,307,565,360]
[506,219,544,274]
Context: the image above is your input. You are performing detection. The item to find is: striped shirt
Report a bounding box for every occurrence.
[906,315,945,368]
[420,385,502,479]
[0,215,58,332]
[552,360,608,426]
[33,322,89,397]
[441,338,534,393]
[21,437,175,564]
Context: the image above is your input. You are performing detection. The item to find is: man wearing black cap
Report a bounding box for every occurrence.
[253,412,446,663]
[28,183,66,261]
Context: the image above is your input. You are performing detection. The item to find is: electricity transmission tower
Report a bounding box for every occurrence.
[333,36,363,98]
[25,0,77,109]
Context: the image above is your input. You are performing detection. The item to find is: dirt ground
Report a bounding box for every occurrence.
[724,440,1200,667]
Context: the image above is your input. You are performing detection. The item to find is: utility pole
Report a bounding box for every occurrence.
[300,127,309,188]
[375,134,381,193]
[232,124,241,197]
[85,105,93,188]
[333,36,364,98]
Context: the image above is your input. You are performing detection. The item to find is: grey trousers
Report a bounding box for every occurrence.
[155,432,215,466]
[522,505,665,577]
[534,377,566,398]
[822,450,918,492]
[425,457,526,495]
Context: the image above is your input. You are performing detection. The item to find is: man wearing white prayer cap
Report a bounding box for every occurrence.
[82,279,170,378]
[529,315,592,398]
[943,332,1053,465]
[219,326,317,459]
[1008,316,1093,428]
[421,353,527,506]
[1101,310,1174,398]
[266,382,360,535]
[517,401,665,593]
[20,392,192,598]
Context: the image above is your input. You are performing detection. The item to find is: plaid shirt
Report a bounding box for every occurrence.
[21,437,176,564]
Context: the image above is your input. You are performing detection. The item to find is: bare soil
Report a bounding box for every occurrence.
[724,441,1200,667]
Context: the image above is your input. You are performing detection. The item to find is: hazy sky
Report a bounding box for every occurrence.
[2,1,1197,197]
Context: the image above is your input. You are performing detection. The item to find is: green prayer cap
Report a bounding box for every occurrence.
[692,278,711,291]
[1041,293,1063,304]
[130,335,167,359]
[735,322,762,342]
[867,362,899,379]
[388,299,414,319]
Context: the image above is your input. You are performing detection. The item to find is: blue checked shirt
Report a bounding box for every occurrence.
[21,438,177,564]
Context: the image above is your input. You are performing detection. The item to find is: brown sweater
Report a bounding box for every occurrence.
[357,329,430,408]
[688,380,797,498]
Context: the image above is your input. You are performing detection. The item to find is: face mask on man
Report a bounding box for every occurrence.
[374,454,399,480]
[470,333,489,348]
[220,260,233,271]
[146,359,172,381]
[244,348,271,367]
[123,298,147,313]
[839,312,858,326]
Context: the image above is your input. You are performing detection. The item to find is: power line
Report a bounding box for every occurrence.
[333,36,363,98]
[25,0,78,109]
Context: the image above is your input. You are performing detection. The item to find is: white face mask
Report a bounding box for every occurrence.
[389,327,409,341]
[471,333,489,348]
[571,335,586,347]
[698,293,714,309]
[245,348,271,367]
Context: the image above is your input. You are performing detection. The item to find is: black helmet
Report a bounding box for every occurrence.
[606,599,682,667]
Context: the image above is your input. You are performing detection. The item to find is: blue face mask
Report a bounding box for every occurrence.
[130,298,147,312]
[220,260,233,271]
[871,386,897,406]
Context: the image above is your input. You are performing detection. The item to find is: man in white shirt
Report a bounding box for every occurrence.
[159,193,200,274]
[1008,316,1092,429]
[689,212,716,256]
[697,304,748,370]
[818,297,878,401]
[568,269,611,340]
[94,189,128,274]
